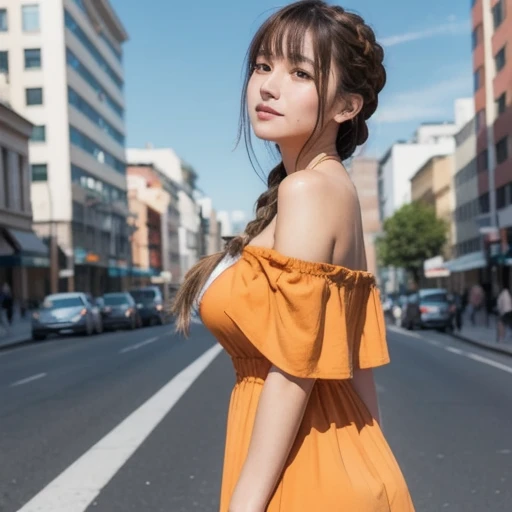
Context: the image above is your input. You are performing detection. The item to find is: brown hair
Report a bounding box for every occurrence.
[171,0,386,334]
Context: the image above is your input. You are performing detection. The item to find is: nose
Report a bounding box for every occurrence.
[260,69,281,101]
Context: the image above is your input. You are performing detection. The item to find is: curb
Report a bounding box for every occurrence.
[0,337,34,353]
[450,332,512,357]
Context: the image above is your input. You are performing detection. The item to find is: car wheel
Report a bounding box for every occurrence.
[32,333,46,341]
[96,320,103,334]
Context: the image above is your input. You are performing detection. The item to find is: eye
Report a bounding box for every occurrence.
[294,69,312,80]
[253,62,271,73]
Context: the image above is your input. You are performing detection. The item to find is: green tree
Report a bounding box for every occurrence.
[376,201,447,284]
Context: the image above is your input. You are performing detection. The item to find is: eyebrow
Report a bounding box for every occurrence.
[257,50,315,67]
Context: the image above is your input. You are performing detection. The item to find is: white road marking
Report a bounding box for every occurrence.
[387,324,512,376]
[465,353,512,374]
[119,336,159,354]
[16,343,223,512]
[10,373,47,388]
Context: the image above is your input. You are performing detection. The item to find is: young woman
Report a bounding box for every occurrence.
[173,1,415,510]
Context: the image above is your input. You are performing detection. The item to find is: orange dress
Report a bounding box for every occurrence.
[200,246,415,511]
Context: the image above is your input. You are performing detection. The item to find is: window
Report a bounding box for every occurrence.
[31,164,47,181]
[493,0,505,29]
[497,186,507,209]
[477,149,488,172]
[495,46,506,72]
[26,87,43,105]
[66,48,124,119]
[0,51,8,73]
[31,125,46,142]
[479,193,490,214]
[0,9,7,31]
[22,4,40,32]
[472,25,482,49]
[68,87,125,145]
[496,92,506,116]
[69,126,125,174]
[474,67,483,91]
[64,11,123,90]
[24,48,41,69]
[496,137,509,164]
[71,165,127,204]
[475,108,485,132]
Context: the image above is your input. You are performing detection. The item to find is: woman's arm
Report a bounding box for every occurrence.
[228,367,315,511]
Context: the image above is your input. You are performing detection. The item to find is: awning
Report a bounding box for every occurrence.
[6,228,49,256]
[445,251,486,273]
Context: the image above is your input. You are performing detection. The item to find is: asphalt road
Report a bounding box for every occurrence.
[0,321,510,511]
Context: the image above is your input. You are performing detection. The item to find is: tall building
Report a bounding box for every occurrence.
[0,101,49,304]
[472,0,512,261]
[126,148,201,281]
[377,123,457,222]
[348,157,381,280]
[0,0,129,295]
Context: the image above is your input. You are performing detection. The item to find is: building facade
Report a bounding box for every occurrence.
[0,0,129,296]
[348,157,381,279]
[472,0,512,260]
[127,163,181,286]
[0,101,49,304]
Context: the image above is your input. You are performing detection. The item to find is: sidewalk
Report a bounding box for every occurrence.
[452,311,512,356]
[0,313,32,351]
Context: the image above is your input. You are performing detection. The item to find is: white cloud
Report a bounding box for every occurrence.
[380,20,470,47]
[374,74,472,124]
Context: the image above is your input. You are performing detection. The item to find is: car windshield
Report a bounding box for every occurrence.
[130,290,156,302]
[42,297,83,309]
[421,292,448,303]
[104,295,129,306]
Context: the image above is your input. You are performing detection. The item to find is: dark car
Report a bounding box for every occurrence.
[101,293,140,330]
[129,287,165,326]
[401,288,454,331]
[31,293,95,341]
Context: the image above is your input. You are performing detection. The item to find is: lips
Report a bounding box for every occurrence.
[255,104,283,116]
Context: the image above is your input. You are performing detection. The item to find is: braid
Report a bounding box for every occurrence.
[226,162,287,254]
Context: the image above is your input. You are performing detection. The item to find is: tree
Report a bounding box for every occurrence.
[376,201,447,284]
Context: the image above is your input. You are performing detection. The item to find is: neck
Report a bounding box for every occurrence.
[279,140,339,175]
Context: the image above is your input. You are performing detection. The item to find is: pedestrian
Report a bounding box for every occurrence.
[469,283,484,325]
[172,2,414,510]
[1,283,14,326]
[497,284,512,342]
[451,291,463,332]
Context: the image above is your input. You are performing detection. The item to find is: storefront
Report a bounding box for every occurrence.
[0,228,50,307]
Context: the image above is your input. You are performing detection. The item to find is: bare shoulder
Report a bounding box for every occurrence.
[274,168,360,263]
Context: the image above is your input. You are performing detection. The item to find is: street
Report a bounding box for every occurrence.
[0,323,511,512]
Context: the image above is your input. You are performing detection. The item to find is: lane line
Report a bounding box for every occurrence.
[387,325,423,339]
[387,324,512,375]
[16,343,223,512]
[10,373,47,388]
[465,353,512,374]
[119,336,159,354]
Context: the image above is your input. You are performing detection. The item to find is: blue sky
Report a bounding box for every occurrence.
[111,0,473,220]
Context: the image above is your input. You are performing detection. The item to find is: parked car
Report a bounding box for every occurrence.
[101,292,140,330]
[31,292,95,341]
[129,286,165,326]
[401,288,454,331]
[85,294,103,334]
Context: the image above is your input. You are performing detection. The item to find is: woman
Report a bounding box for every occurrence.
[497,283,512,342]
[173,1,414,510]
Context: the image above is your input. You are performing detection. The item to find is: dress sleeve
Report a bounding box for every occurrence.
[223,247,389,379]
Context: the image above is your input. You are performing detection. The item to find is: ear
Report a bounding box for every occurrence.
[333,94,364,124]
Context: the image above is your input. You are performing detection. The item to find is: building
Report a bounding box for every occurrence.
[126,148,201,282]
[378,123,457,222]
[196,195,223,256]
[0,101,49,305]
[0,0,129,295]
[348,157,381,279]
[472,0,512,266]
[410,154,454,259]
[127,163,181,286]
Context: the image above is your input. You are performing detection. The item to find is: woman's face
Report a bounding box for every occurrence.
[247,32,335,147]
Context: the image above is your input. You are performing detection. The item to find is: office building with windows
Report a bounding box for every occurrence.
[0,0,128,295]
[472,0,512,255]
